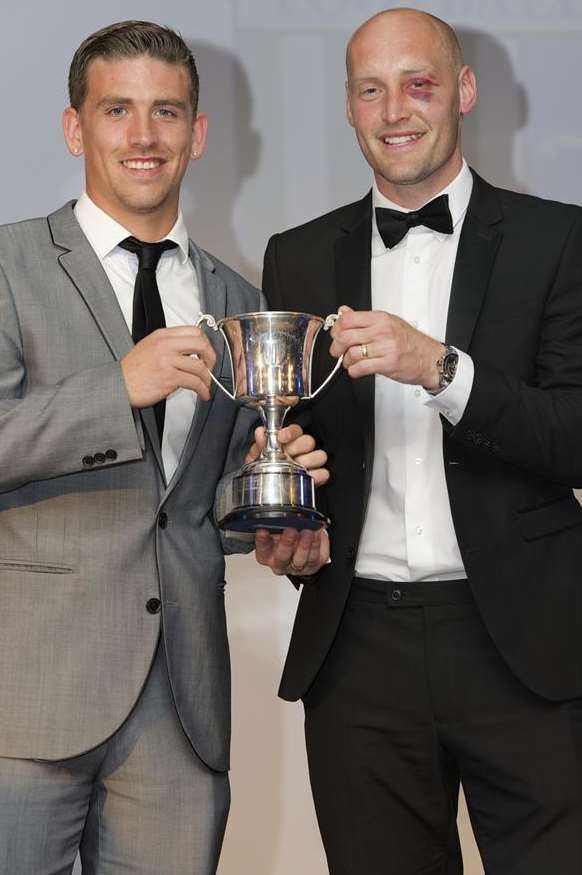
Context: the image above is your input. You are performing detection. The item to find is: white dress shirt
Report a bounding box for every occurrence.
[355,161,474,582]
[74,193,201,483]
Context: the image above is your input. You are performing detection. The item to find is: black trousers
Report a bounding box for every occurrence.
[303,578,582,875]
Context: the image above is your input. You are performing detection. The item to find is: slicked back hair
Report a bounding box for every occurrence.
[68,20,199,113]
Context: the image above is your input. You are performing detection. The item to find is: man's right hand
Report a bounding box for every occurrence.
[121,326,217,408]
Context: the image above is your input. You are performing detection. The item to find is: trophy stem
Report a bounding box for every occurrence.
[261,400,291,463]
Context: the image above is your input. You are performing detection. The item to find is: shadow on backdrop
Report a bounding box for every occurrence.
[183,41,262,287]
[459,28,528,193]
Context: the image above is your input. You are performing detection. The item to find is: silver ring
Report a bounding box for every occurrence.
[361,343,369,359]
[289,560,307,575]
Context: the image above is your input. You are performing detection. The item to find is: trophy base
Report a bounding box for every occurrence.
[217,461,329,533]
[220,505,329,533]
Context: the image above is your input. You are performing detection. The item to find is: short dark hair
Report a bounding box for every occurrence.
[68,20,199,113]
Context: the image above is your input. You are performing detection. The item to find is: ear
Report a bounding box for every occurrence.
[191,112,208,161]
[458,65,477,116]
[62,106,84,156]
[345,80,355,129]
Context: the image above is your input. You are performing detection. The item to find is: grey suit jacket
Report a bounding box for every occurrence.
[0,202,261,771]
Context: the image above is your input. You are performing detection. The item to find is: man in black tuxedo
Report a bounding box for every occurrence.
[258,7,582,874]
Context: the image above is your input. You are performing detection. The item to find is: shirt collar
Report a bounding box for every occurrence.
[73,192,190,264]
[371,159,473,249]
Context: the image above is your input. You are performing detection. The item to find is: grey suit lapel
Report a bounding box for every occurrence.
[49,203,134,360]
[164,242,228,495]
[446,171,503,351]
[48,201,165,475]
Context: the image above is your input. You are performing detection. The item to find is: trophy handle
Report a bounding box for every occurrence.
[309,312,344,400]
[195,313,236,401]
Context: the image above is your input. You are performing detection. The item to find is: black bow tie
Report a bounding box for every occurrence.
[375,194,453,249]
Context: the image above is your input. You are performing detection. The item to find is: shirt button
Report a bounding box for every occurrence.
[413,256,420,264]
[146,597,161,615]
[158,512,168,529]
[415,457,422,465]
[414,389,421,398]
[416,526,423,535]
[411,320,419,328]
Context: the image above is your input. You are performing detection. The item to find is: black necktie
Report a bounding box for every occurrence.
[118,235,178,442]
[375,194,454,249]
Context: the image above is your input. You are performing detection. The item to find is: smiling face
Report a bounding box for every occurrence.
[346,10,476,208]
[63,54,207,239]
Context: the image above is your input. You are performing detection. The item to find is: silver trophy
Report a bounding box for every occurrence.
[196,310,342,532]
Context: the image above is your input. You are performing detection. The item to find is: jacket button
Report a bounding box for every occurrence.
[94,452,106,464]
[82,455,94,466]
[105,449,118,460]
[146,598,161,614]
[391,589,402,601]
[158,512,168,529]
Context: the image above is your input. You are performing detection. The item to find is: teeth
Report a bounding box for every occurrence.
[383,135,422,145]
[123,160,161,169]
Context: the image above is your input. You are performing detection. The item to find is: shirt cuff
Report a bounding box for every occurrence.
[422,349,474,425]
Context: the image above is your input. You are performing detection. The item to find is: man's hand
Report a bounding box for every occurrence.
[245,425,329,487]
[330,306,445,390]
[255,527,330,577]
[121,326,217,408]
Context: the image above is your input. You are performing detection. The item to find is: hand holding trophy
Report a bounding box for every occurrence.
[196,311,341,532]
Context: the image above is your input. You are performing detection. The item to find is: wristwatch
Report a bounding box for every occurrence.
[434,345,459,391]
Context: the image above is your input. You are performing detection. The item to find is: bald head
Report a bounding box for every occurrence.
[347,8,464,79]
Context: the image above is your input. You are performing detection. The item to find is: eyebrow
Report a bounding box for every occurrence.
[96,96,188,110]
[351,66,438,79]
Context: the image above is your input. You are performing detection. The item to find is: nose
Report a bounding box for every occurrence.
[382,90,409,125]
[128,111,158,149]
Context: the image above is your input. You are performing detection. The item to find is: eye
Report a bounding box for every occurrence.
[409,78,435,91]
[360,86,380,99]
[107,106,127,117]
[156,107,178,119]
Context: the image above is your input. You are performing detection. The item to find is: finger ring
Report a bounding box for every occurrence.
[360,343,369,359]
[289,560,307,575]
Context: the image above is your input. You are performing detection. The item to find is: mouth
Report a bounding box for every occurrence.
[120,158,166,172]
[381,133,425,147]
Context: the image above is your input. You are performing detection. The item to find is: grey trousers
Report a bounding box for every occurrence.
[0,642,230,875]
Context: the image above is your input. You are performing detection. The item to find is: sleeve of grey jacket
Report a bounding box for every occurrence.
[0,263,144,494]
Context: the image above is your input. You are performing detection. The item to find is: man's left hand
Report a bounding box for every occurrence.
[330,306,444,390]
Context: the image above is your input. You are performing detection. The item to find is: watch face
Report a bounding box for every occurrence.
[443,352,458,380]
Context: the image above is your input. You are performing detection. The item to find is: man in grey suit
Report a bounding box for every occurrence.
[0,20,328,875]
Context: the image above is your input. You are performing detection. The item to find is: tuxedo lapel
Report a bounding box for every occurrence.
[48,202,166,475]
[333,193,374,416]
[334,193,375,498]
[446,172,503,351]
[164,243,227,495]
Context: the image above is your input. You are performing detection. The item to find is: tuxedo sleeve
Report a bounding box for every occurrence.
[450,212,582,486]
[0,261,144,494]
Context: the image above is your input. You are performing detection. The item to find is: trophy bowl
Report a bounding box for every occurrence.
[196,310,341,533]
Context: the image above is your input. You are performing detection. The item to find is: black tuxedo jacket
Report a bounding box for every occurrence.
[263,171,582,703]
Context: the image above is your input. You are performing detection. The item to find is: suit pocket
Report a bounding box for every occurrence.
[517,494,582,541]
[0,559,73,574]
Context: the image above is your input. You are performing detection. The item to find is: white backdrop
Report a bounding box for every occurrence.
[2,2,581,873]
